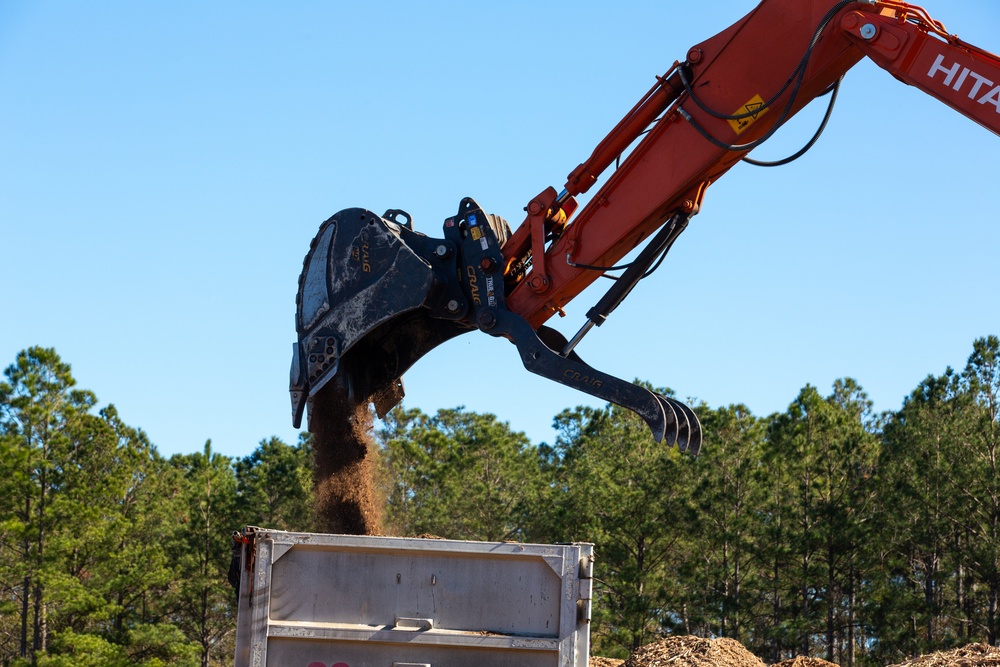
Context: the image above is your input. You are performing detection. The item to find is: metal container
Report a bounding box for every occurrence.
[233,528,594,667]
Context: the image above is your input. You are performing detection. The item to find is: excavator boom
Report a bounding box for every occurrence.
[291,0,999,448]
[503,0,1000,328]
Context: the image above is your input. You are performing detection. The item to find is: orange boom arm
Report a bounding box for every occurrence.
[501,0,1000,329]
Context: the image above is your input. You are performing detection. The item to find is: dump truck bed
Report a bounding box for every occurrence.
[233,528,594,667]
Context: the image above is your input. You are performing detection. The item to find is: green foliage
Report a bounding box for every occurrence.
[0,347,100,662]
[378,406,543,541]
[234,435,315,531]
[0,348,247,666]
[166,441,239,666]
[34,625,199,667]
[542,390,696,656]
[758,380,880,663]
[2,338,1000,667]
[685,404,765,645]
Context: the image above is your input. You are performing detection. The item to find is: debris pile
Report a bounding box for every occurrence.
[599,638,1000,667]
[772,658,839,667]
[623,636,766,667]
[590,658,625,667]
[888,643,1000,667]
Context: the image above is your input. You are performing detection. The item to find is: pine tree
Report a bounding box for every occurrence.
[234,435,315,532]
[549,391,695,656]
[0,347,96,662]
[166,442,238,667]
[378,405,542,542]
[686,404,765,646]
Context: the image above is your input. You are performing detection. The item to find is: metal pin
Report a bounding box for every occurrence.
[562,321,596,357]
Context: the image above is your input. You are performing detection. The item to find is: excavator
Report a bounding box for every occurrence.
[289,0,1000,455]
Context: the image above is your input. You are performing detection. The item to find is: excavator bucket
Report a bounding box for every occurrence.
[289,208,474,429]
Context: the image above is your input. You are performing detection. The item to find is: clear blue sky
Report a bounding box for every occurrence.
[2,1,998,459]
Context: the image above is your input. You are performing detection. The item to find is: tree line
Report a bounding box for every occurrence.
[1,337,997,666]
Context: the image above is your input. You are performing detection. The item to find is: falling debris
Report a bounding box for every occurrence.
[308,379,383,535]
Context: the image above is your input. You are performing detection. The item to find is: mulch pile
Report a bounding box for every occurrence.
[596,639,1000,667]
[772,659,838,667]
[623,636,766,667]
[888,643,1000,667]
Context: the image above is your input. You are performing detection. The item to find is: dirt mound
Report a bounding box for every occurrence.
[624,636,766,667]
[309,380,383,535]
[888,643,1000,667]
[591,658,625,667]
[772,658,839,667]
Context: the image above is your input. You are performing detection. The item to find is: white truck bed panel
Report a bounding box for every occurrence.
[233,528,593,667]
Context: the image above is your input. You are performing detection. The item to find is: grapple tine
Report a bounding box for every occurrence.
[679,400,702,455]
[653,394,682,447]
[660,395,688,450]
[666,397,702,455]
[539,330,693,452]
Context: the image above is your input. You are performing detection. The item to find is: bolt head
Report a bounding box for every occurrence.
[860,23,877,40]
[528,274,550,294]
[477,310,497,330]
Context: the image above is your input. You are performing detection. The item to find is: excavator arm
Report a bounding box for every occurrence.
[503,0,1000,328]
[850,2,1000,136]
[290,0,999,450]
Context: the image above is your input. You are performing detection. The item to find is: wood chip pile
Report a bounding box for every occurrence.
[771,658,839,667]
[622,636,767,667]
[594,639,1000,667]
[590,658,625,667]
[888,643,1000,667]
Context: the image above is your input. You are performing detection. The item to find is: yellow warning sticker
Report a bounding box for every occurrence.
[470,226,483,241]
[728,94,769,135]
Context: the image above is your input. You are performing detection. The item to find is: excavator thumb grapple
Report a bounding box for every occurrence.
[290,199,702,453]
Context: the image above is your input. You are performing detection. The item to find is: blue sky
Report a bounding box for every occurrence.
[2,1,998,458]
